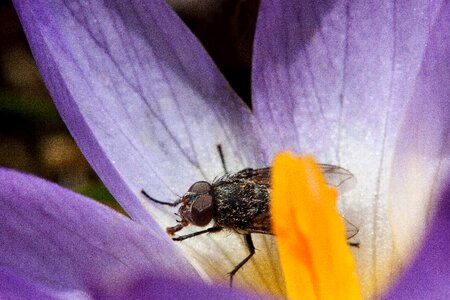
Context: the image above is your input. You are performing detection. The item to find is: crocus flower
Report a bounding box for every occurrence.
[3,0,449,299]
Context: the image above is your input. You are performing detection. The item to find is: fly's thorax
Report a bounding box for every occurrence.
[212,180,271,233]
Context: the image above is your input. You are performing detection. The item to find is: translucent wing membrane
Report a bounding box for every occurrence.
[215,164,358,237]
[344,218,360,240]
[319,164,356,194]
[226,164,355,193]
[318,164,359,240]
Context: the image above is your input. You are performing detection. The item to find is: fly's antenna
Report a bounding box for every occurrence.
[141,189,180,207]
[216,144,228,174]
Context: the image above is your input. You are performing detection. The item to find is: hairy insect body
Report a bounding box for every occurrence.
[213,178,271,234]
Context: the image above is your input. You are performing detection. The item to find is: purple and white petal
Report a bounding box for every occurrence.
[388,1,450,281]
[384,176,450,299]
[253,0,445,297]
[0,168,198,298]
[13,0,271,292]
[13,0,266,226]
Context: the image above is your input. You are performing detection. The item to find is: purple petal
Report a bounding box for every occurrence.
[253,0,441,157]
[13,0,266,226]
[383,176,450,299]
[0,168,198,297]
[388,0,450,283]
[91,273,266,300]
[13,0,274,291]
[253,0,445,296]
[0,267,57,299]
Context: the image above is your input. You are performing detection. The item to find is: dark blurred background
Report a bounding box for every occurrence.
[0,0,259,214]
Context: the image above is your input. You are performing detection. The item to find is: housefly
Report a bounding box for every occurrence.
[141,146,359,286]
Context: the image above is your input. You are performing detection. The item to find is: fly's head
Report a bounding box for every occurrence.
[167,181,214,235]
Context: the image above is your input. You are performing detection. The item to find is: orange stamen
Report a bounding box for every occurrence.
[271,152,361,300]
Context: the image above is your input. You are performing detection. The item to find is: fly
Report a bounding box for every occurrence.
[141,145,359,286]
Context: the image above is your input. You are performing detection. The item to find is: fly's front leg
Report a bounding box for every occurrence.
[172,226,223,241]
[229,234,255,287]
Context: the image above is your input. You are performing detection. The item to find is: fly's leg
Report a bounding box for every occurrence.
[216,144,228,173]
[348,242,360,248]
[141,190,187,234]
[141,189,181,207]
[172,226,223,241]
[229,234,255,287]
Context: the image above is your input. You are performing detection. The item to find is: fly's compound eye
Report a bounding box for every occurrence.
[188,181,211,194]
[189,194,214,226]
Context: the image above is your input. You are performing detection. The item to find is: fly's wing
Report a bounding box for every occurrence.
[317,164,359,239]
[319,166,359,239]
[231,165,355,193]
[319,164,356,194]
[227,165,356,235]
[344,218,359,239]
